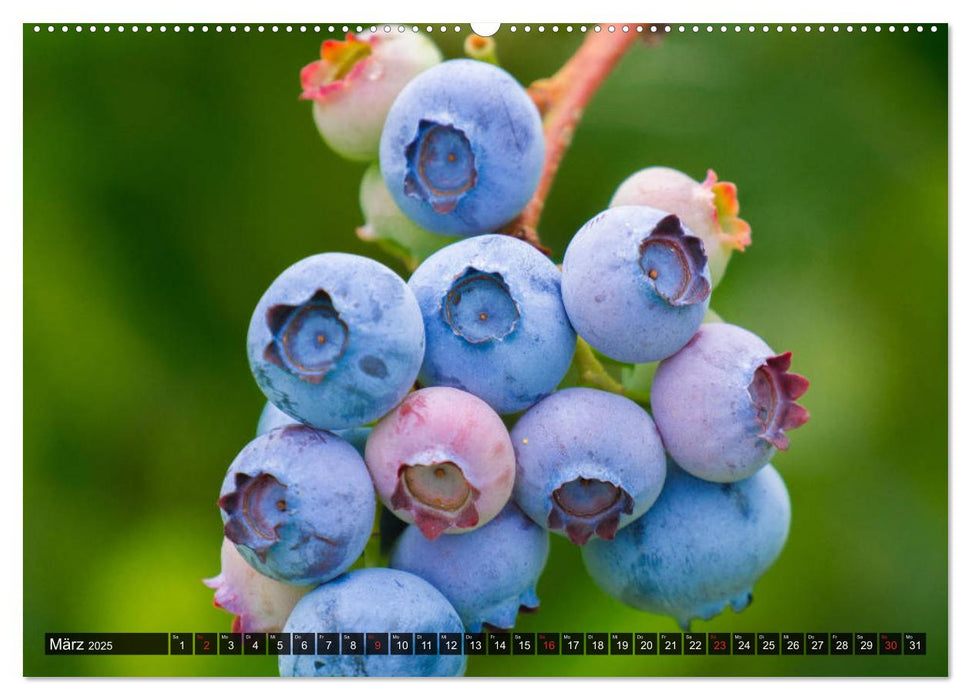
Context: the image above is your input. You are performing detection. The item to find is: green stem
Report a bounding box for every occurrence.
[361,505,386,569]
[573,338,650,404]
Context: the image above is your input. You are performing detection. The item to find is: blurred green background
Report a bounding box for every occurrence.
[23,23,947,676]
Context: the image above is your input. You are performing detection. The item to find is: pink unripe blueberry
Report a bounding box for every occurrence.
[610,167,751,288]
[203,537,312,634]
[365,387,516,539]
[300,32,442,161]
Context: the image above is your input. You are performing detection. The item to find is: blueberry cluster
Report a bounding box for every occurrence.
[206,33,810,677]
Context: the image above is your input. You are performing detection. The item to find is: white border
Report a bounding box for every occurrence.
[14,20,953,34]
[4,1,962,699]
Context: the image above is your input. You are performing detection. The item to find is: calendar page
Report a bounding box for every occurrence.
[22,20,947,678]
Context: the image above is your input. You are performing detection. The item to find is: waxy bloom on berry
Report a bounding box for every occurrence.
[219,425,375,586]
[379,59,544,236]
[390,502,549,632]
[651,323,810,483]
[279,569,466,677]
[561,206,711,363]
[511,388,667,546]
[247,253,425,431]
[583,461,791,630]
[408,234,577,414]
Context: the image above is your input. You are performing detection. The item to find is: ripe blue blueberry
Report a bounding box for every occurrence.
[510,388,667,545]
[582,461,791,630]
[651,323,810,482]
[256,401,371,457]
[279,568,466,677]
[407,234,576,414]
[247,253,424,430]
[561,206,711,363]
[390,502,550,632]
[379,59,544,236]
[218,425,376,586]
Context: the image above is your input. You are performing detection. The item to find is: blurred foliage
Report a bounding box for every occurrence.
[23,24,946,676]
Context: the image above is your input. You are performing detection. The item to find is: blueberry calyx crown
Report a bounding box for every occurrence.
[390,460,481,539]
[263,289,349,384]
[219,471,288,562]
[201,571,247,633]
[748,351,810,450]
[442,268,520,344]
[404,120,477,214]
[705,169,752,252]
[299,33,374,101]
[548,477,635,546]
[638,214,711,306]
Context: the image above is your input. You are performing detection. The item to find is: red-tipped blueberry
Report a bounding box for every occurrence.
[365,387,516,539]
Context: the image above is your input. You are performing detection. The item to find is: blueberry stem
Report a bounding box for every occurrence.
[572,338,650,404]
[504,29,641,251]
